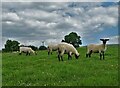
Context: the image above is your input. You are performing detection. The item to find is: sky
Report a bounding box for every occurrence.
[1,1,119,49]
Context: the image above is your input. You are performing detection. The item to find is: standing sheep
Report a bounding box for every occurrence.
[86,39,109,60]
[47,44,58,55]
[19,47,37,55]
[57,42,80,61]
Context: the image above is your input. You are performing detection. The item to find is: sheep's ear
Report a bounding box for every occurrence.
[100,39,104,41]
[105,39,109,41]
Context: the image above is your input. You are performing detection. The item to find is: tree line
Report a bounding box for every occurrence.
[2,40,47,52]
[2,32,82,52]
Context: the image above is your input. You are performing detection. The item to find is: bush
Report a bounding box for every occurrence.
[39,46,47,50]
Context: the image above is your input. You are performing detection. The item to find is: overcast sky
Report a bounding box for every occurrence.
[1,1,119,49]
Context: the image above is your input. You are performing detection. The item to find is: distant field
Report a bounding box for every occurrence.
[2,44,119,86]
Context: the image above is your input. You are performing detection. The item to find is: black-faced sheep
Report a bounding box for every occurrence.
[86,39,109,60]
[57,42,80,61]
[19,47,37,55]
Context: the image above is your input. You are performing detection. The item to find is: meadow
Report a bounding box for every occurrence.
[2,44,119,86]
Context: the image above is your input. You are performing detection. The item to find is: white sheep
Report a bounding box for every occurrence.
[19,47,37,55]
[57,42,80,61]
[47,44,58,55]
[86,39,109,60]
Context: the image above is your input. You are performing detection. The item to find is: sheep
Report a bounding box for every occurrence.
[19,47,37,55]
[86,39,109,60]
[57,42,80,61]
[47,44,58,55]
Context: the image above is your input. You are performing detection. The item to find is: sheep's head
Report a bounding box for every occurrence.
[100,39,109,44]
[32,50,37,55]
[75,54,80,59]
[35,51,37,55]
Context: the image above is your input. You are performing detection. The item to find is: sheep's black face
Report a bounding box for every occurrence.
[75,54,79,59]
[35,52,37,55]
[100,39,109,44]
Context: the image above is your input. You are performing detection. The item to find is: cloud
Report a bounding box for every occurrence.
[2,0,119,2]
[2,2,119,49]
[107,36,119,44]
[2,12,20,21]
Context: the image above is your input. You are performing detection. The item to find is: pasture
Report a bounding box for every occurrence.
[2,44,118,86]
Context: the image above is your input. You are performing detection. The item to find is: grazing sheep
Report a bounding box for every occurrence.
[57,42,80,61]
[19,47,37,55]
[86,39,109,60]
[47,44,58,55]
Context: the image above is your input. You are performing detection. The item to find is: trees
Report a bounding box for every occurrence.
[27,45,38,51]
[4,40,20,52]
[62,32,82,48]
[39,46,47,50]
[3,40,39,52]
[39,41,47,50]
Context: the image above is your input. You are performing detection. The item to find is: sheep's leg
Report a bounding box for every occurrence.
[58,50,61,61]
[86,50,89,58]
[57,49,61,61]
[103,51,105,60]
[19,51,22,55]
[48,48,51,55]
[48,49,52,55]
[100,53,102,60]
[60,50,65,61]
[88,54,90,57]
[68,54,72,60]
[58,54,60,61]
[58,55,63,61]
[48,51,50,55]
[68,52,72,60]
[19,52,22,55]
[26,52,28,56]
[69,55,72,60]
[35,51,37,55]
[26,51,30,56]
[89,50,92,57]
[86,54,88,58]
[68,53,70,60]
[50,49,52,55]
[86,50,92,58]
[29,52,30,56]
[61,56,63,61]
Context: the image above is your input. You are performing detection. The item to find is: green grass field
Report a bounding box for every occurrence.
[2,44,119,86]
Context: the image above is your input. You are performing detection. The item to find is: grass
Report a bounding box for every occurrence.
[2,44,119,86]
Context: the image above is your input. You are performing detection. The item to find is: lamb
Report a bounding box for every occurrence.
[47,44,58,55]
[57,42,80,61]
[86,39,109,60]
[19,47,37,55]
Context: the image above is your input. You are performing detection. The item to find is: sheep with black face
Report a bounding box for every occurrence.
[86,39,109,60]
[19,47,37,55]
[57,42,80,61]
